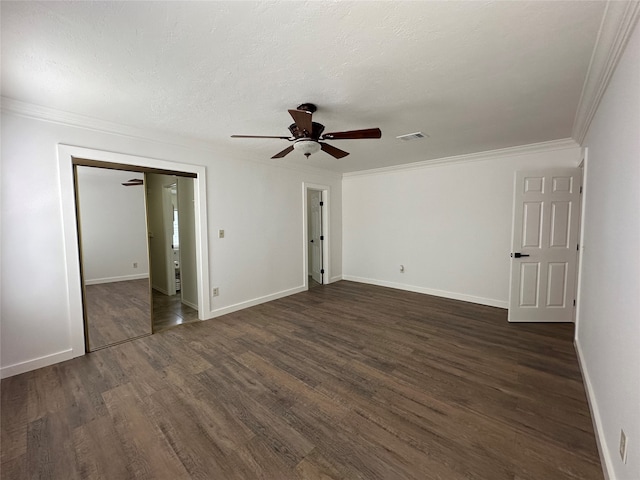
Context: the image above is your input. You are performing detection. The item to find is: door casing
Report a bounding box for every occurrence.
[302,183,330,289]
[58,144,210,359]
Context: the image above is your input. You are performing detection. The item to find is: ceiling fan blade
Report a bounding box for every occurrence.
[321,128,382,140]
[288,109,313,135]
[320,142,350,159]
[271,145,295,159]
[231,135,291,139]
[122,178,143,186]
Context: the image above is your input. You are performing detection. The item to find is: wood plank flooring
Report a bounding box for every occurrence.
[152,290,199,332]
[0,281,603,479]
[84,279,152,350]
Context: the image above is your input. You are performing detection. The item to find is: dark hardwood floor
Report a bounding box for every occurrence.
[152,289,199,332]
[84,279,152,350]
[0,281,603,479]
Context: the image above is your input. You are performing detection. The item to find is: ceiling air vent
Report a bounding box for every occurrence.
[396,132,427,141]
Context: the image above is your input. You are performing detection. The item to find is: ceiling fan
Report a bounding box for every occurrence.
[231,103,382,159]
[121,178,143,186]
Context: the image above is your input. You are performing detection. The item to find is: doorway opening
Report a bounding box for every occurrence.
[304,183,330,289]
[59,145,210,357]
[148,174,199,332]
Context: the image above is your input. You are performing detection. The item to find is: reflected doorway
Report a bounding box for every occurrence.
[146,173,199,331]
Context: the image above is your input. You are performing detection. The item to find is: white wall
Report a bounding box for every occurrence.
[576,20,640,480]
[343,144,581,307]
[0,110,342,377]
[76,166,149,283]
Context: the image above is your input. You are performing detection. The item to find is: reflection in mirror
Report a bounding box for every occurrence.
[75,166,152,350]
[146,174,199,331]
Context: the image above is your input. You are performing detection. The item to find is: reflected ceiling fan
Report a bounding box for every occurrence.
[231,103,381,159]
[121,178,143,186]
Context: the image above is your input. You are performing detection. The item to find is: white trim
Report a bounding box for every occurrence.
[302,183,331,289]
[574,339,612,480]
[575,148,589,327]
[84,274,149,285]
[343,139,579,178]
[1,349,73,379]
[329,275,343,283]
[573,149,609,478]
[574,150,588,331]
[57,144,211,360]
[1,97,342,179]
[181,298,198,311]
[342,275,508,309]
[207,285,307,319]
[572,1,640,143]
[152,285,170,296]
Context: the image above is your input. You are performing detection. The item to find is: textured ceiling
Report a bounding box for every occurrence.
[1,1,606,173]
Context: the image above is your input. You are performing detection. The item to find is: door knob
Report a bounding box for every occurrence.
[310,239,314,243]
[511,252,530,258]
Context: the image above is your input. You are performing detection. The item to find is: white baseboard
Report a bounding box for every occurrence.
[206,285,307,319]
[0,285,305,377]
[342,275,508,309]
[329,275,343,283]
[1,348,74,379]
[181,298,198,310]
[152,285,170,296]
[85,274,149,285]
[574,338,612,480]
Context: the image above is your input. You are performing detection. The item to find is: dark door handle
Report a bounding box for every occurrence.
[310,239,314,243]
[511,252,530,258]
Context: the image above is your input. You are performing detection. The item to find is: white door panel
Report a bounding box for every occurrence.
[508,169,581,322]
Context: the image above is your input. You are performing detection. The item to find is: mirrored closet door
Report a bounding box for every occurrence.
[75,166,152,350]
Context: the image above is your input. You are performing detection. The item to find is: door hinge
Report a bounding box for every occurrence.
[320,235,324,241]
[319,201,324,206]
[573,299,576,306]
[577,243,580,251]
[580,186,583,194]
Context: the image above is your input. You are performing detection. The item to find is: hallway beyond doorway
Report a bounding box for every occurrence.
[152,290,199,332]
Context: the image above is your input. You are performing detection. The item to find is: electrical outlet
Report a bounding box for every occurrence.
[133,262,138,268]
[620,429,627,463]
[219,229,225,238]
[212,287,219,297]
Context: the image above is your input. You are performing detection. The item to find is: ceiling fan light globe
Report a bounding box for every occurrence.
[293,139,321,157]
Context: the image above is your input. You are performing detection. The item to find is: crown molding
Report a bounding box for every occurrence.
[572,0,640,144]
[0,97,342,179]
[342,138,579,179]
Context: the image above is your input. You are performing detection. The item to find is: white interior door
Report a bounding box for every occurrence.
[309,190,323,284]
[508,169,581,322]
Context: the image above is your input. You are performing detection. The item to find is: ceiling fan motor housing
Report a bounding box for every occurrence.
[296,103,317,113]
[288,121,325,139]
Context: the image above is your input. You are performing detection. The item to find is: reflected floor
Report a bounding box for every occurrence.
[152,290,199,332]
[85,279,152,351]
[308,275,321,289]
